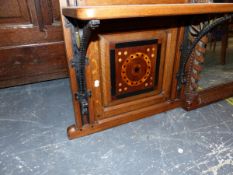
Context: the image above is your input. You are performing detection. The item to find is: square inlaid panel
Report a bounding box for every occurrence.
[96,29,176,118]
[110,39,161,99]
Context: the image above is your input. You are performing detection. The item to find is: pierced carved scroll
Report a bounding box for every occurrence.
[184,23,209,107]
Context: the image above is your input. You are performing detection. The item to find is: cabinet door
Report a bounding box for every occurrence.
[0,0,67,88]
[0,0,31,24]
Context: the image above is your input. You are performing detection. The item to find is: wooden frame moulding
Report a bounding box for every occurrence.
[78,0,188,6]
[62,3,233,20]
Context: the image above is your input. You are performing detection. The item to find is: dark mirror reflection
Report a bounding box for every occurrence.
[198,21,233,90]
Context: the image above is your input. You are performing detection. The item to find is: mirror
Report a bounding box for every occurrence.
[198,22,233,90]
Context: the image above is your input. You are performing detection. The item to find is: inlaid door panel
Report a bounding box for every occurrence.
[91,28,178,119]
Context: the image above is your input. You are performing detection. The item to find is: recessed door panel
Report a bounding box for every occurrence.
[92,28,178,119]
[0,0,31,24]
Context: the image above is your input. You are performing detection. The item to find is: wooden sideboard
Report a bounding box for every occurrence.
[59,0,233,139]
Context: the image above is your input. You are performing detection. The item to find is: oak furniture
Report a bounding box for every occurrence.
[59,0,233,139]
[0,0,68,88]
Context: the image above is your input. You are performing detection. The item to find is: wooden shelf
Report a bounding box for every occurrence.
[62,3,233,20]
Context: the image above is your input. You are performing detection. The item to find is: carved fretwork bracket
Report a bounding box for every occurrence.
[178,14,233,108]
[68,19,100,125]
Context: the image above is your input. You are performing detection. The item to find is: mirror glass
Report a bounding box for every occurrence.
[198,22,233,90]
